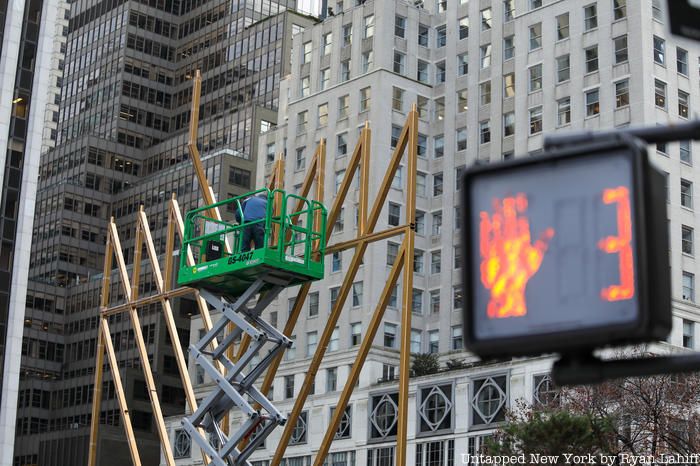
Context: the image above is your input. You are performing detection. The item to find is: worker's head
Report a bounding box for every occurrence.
[256,192,268,199]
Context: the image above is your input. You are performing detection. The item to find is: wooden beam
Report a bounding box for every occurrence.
[101,318,142,466]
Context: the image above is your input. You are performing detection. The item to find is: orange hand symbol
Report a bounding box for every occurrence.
[479,194,555,319]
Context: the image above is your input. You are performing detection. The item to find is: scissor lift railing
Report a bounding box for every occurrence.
[178,189,326,466]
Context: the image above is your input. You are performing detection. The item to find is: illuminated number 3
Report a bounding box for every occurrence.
[598,186,635,302]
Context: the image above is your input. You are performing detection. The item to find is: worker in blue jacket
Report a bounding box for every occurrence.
[235,192,268,251]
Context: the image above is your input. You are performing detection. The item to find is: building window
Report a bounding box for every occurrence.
[614,35,628,64]
[337,132,348,157]
[173,429,191,459]
[453,286,463,310]
[677,47,689,75]
[585,46,599,73]
[286,336,296,360]
[351,322,361,346]
[504,0,515,21]
[529,106,543,134]
[320,68,330,90]
[418,384,453,432]
[457,128,468,151]
[503,35,515,60]
[683,320,695,349]
[585,89,600,117]
[417,95,429,119]
[613,0,626,19]
[364,15,375,38]
[417,60,429,82]
[360,87,371,112]
[340,60,350,82]
[362,51,373,73]
[681,141,692,165]
[428,330,439,353]
[529,64,542,92]
[683,271,695,301]
[432,211,443,236]
[556,55,570,83]
[683,225,694,255]
[384,323,397,348]
[330,286,340,312]
[331,406,352,439]
[679,90,690,119]
[297,111,308,133]
[392,87,404,112]
[436,61,446,83]
[307,331,318,356]
[343,23,352,46]
[503,112,515,137]
[430,290,440,314]
[458,53,468,75]
[456,89,468,114]
[388,202,401,226]
[411,329,422,353]
[652,0,663,21]
[655,79,667,109]
[480,81,491,106]
[393,51,406,74]
[337,95,349,120]
[433,172,443,196]
[326,367,338,391]
[414,250,425,274]
[437,25,447,47]
[284,375,295,399]
[529,23,542,50]
[295,147,305,170]
[322,32,332,55]
[387,242,399,266]
[454,246,462,269]
[395,15,406,38]
[434,134,446,158]
[328,250,342,273]
[479,120,491,144]
[471,375,507,426]
[480,45,491,69]
[653,35,665,65]
[459,17,469,39]
[615,79,629,108]
[412,289,424,314]
[290,411,307,445]
[503,73,515,98]
[481,8,492,30]
[300,76,310,97]
[557,13,569,40]
[681,178,693,209]
[415,440,455,466]
[309,292,320,316]
[417,172,428,196]
[584,4,597,30]
[430,250,442,274]
[370,393,399,438]
[419,24,430,46]
[318,103,328,126]
[352,281,363,307]
[416,210,426,234]
[533,374,560,406]
[302,41,312,63]
[451,326,463,350]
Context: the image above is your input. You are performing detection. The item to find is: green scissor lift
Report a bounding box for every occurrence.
[178,189,327,466]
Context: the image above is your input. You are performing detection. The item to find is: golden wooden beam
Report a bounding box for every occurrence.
[314,242,407,466]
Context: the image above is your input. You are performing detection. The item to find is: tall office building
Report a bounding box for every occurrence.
[167,0,700,465]
[0,1,69,465]
[14,1,317,465]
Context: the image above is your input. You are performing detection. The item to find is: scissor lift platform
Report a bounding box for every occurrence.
[177,189,326,466]
[177,188,326,295]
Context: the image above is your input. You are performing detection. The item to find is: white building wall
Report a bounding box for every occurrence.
[0,1,64,464]
[167,0,700,464]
